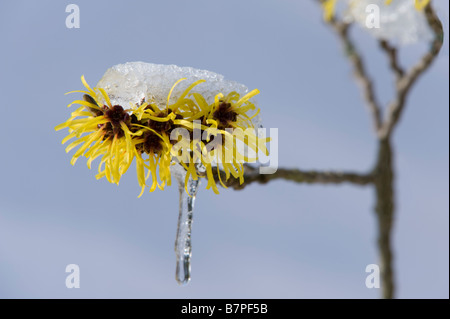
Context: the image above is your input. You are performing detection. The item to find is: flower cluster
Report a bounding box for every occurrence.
[385,0,431,11]
[322,0,431,22]
[55,66,269,197]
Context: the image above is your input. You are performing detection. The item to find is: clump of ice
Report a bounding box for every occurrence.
[96,61,261,128]
[96,62,244,106]
[346,0,433,45]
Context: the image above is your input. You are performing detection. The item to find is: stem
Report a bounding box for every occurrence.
[217,165,374,189]
[374,138,395,299]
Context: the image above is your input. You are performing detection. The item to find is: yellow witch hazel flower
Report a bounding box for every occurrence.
[55,62,269,197]
[169,86,265,194]
[322,0,432,21]
[321,0,435,45]
[350,0,434,45]
[55,76,143,187]
[385,0,431,11]
[322,0,338,21]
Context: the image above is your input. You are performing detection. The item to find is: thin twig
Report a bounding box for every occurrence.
[217,165,374,190]
[380,5,444,138]
[379,40,405,82]
[328,19,384,135]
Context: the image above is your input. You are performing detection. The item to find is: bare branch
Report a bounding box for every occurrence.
[307,1,444,299]
[373,138,395,299]
[326,19,384,135]
[217,165,374,190]
[380,4,444,138]
[379,40,405,82]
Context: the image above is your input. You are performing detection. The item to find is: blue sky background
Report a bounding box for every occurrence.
[0,0,448,298]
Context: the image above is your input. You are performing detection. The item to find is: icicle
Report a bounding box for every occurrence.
[173,164,200,285]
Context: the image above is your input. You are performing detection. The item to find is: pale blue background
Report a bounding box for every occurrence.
[0,0,448,298]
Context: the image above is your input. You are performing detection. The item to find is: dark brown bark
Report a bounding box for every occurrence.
[374,138,395,299]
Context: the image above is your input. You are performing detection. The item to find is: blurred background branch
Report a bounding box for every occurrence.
[217,1,444,299]
[220,165,374,189]
[380,5,444,139]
